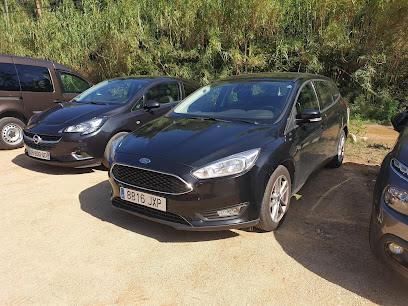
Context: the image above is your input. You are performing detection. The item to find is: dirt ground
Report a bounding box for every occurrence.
[1,125,407,304]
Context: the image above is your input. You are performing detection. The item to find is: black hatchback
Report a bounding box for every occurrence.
[23,76,198,168]
[108,73,349,231]
[370,113,408,278]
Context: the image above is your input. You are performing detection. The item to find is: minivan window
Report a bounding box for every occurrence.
[146,82,181,104]
[183,83,196,97]
[15,64,53,92]
[57,71,90,93]
[314,81,334,110]
[74,78,151,105]
[0,63,20,91]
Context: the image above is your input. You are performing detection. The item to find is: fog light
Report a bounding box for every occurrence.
[217,205,244,217]
[388,243,404,254]
[71,151,93,160]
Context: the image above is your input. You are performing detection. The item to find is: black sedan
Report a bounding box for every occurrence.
[23,76,198,168]
[370,113,408,278]
[108,73,349,231]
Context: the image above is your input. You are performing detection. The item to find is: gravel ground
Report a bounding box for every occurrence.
[1,142,407,304]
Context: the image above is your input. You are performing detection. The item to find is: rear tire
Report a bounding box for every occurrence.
[328,129,346,168]
[256,165,292,232]
[102,132,128,168]
[0,117,25,150]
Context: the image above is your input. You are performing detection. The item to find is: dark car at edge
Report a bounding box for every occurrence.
[108,73,349,231]
[370,113,408,278]
[23,76,198,168]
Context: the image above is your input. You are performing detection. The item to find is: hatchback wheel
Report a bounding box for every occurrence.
[0,117,25,150]
[328,129,346,168]
[257,165,292,231]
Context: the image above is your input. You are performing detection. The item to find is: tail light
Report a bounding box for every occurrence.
[344,99,348,108]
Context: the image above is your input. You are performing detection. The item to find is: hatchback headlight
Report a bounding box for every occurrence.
[384,186,408,215]
[192,148,260,179]
[63,117,107,135]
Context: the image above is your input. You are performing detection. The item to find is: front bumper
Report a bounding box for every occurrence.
[23,130,107,168]
[108,161,262,231]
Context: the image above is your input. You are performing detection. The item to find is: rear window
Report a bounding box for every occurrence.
[327,81,340,101]
[0,63,20,91]
[16,64,53,92]
[314,81,334,110]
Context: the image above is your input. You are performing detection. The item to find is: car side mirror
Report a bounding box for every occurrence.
[391,113,408,133]
[296,109,322,124]
[144,100,160,110]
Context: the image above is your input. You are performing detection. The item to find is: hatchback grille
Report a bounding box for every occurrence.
[24,131,60,142]
[24,137,58,151]
[111,164,192,195]
[113,197,191,226]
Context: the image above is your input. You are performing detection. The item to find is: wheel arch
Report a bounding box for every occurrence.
[0,111,27,124]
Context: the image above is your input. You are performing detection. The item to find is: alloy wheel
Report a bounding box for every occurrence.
[269,175,290,223]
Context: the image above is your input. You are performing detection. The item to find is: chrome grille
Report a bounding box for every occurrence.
[111,163,192,195]
[24,131,60,142]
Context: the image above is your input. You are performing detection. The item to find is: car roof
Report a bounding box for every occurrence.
[212,72,334,84]
[0,54,74,72]
[112,75,200,87]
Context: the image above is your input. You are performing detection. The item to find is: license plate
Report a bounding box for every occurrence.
[28,148,50,160]
[120,187,166,212]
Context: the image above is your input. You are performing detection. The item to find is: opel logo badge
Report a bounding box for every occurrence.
[139,158,151,164]
[33,134,42,144]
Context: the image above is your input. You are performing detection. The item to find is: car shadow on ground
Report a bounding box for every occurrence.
[79,180,239,243]
[12,153,97,175]
[274,162,408,304]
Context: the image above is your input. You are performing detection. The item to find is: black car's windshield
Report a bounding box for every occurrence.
[74,79,151,105]
[171,81,294,124]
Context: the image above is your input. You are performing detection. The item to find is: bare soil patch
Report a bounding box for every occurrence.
[1,125,406,304]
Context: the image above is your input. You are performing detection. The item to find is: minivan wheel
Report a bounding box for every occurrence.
[0,117,25,150]
[328,129,346,168]
[257,165,292,232]
[102,132,129,168]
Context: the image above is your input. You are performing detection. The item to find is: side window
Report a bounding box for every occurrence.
[145,82,181,104]
[296,82,319,114]
[183,83,196,97]
[15,64,53,92]
[0,63,20,91]
[57,71,90,93]
[132,98,144,111]
[314,81,334,110]
[327,81,340,101]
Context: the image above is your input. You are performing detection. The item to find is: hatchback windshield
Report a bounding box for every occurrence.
[171,81,294,123]
[74,79,151,105]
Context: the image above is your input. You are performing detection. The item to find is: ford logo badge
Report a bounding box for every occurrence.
[139,158,151,164]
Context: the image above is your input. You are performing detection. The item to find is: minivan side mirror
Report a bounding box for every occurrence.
[144,100,160,109]
[296,109,322,124]
[391,113,408,133]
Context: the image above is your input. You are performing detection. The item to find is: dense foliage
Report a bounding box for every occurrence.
[1,0,407,121]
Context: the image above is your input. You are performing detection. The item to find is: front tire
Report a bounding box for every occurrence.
[0,117,25,150]
[257,165,292,232]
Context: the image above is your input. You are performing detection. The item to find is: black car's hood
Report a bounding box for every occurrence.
[393,126,408,165]
[27,102,122,134]
[116,116,276,167]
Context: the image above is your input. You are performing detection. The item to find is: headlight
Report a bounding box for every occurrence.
[109,134,127,166]
[384,186,408,215]
[63,117,107,135]
[192,148,260,179]
[392,158,408,179]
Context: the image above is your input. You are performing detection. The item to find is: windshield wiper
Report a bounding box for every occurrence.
[89,101,108,105]
[188,116,232,123]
